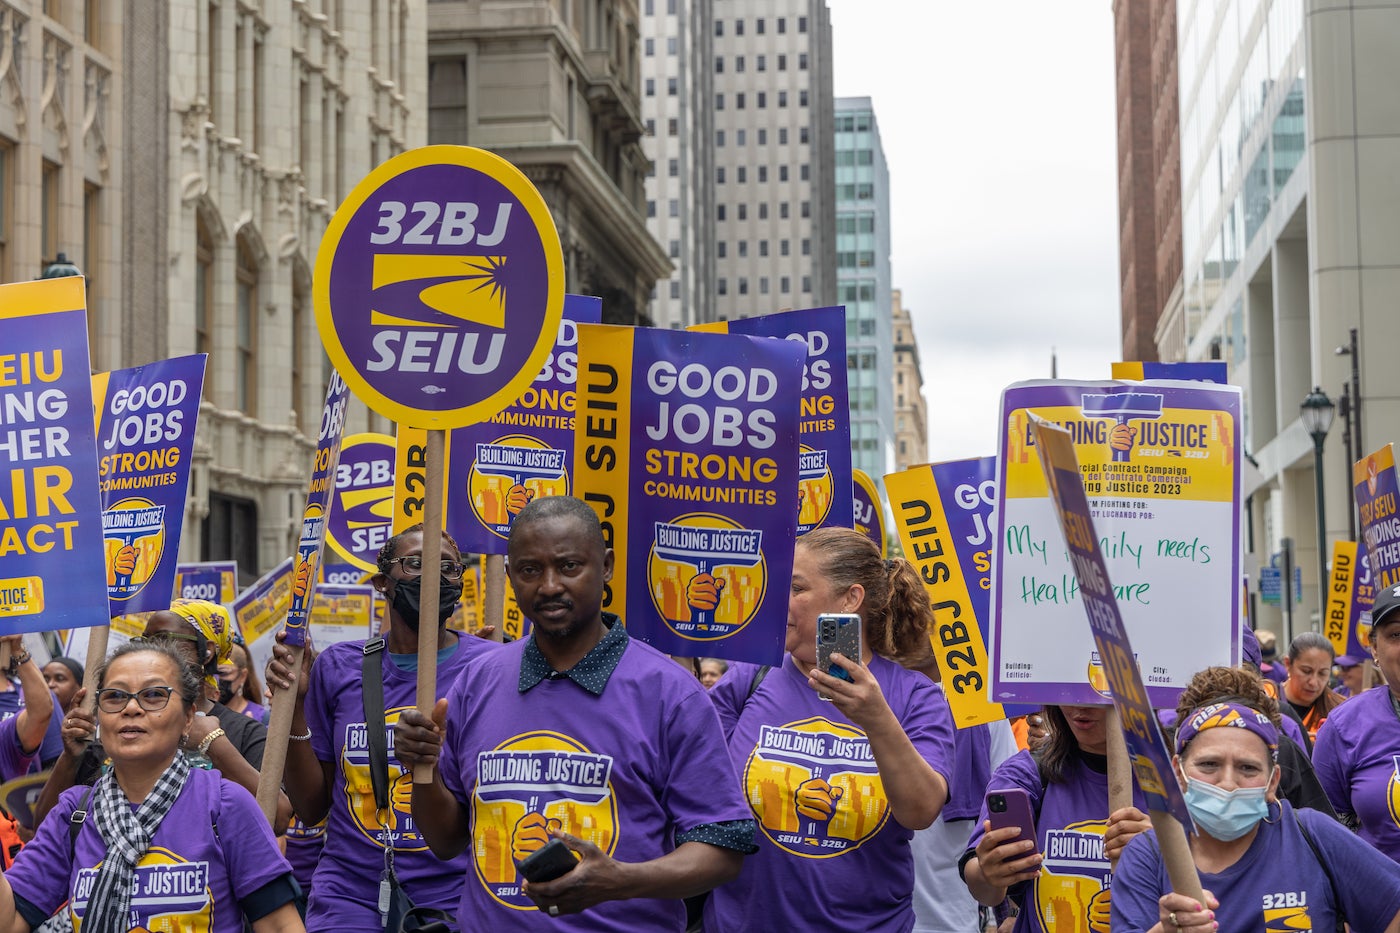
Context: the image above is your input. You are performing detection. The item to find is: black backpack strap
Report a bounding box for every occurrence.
[746,665,771,701]
[361,638,390,814]
[1294,806,1346,930]
[68,782,97,860]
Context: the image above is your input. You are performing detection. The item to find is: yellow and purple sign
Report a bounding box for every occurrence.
[994,380,1241,707]
[573,325,805,664]
[233,557,294,679]
[693,307,852,534]
[852,469,886,557]
[324,432,396,573]
[314,145,565,429]
[1356,443,1400,590]
[92,354,206,615]
[0,277,108,633]
[1325,540,1374,661]
[1111,361,1229,383]
[282,372,352,648]
[174,561,238,604]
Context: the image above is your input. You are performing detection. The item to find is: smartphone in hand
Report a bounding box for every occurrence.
[516,839,579,883]
[985,788,1038,853]
[815,613,862,700]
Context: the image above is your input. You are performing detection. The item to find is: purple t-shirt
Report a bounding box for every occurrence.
[305,635,496,928]
[966,750,1148,933]
[0,683,63,773]
[1112,801,1400,931]
[6,766,292,929]
[240,700,268,723]
[283,815,326,892]
[0,714,37,782]
[439,633,752,931]
[704,654,955,933]
[1313,685,1400,861]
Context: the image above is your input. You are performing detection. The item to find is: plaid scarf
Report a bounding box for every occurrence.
[84,752,192,933]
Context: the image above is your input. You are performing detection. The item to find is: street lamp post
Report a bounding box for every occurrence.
[40,252,81,279]
[1300,387,1335,627]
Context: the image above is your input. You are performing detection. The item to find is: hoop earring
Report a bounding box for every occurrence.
[1262,799,1280,824]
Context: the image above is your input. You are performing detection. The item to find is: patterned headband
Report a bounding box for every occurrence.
[1175,701,1279,761]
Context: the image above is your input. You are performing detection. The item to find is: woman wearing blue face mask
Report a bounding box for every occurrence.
[1111,668,1400,933]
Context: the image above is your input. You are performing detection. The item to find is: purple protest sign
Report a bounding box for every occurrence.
[174,561,238,604]
[852,469,885,556]
[92,354,206,616]
[323,432,395,572]
[1325,541,1374,661]
[693,307,853,534]
[314,146,565,430]
[573,325,804,664]
[282,371,352,648]
[1356,443,1400,591]
[450,294,601,552]
[1031,417,1191,829]
[0,278,108,634]
[994,380,1241,706]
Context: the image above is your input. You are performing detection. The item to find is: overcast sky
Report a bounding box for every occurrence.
[827,1,1123,464]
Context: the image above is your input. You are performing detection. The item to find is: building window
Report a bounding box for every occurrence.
[195,218,214,393]
[758,203,768,219]
[780,202,789,219]
[645,118,655,136]
[800,127,809,144]
[203,492,259,575]
[0,139,10,283]
[738,277,748,295]
[778,54,786,70]
[757,128,767,144]
[757,92,766,108]
[780,276,790,292]
[235,236,259,414]
[669,158,679,176]
[715,18,722,35]
[718,277,728,295]
[779,128,788,145]
[777,17,786,33]
[735,56,745,72]
[646,38,654,55]
[647,200,655,217]
[667,37,677,54]
[735,18,743,35]
[799,53,809,70]
[83,183,101,365]
[737,166,746,183]
[779,165,789,182]
[802,275,811,293]
[668,118,678,136]
[716,167,725,183]
[41,160,60,264]
[756,18,764,34]
[668,77,677,95]
[778,91,787,107]
[802,238,810,255]
[715,93,724,109]
[738,240,748,257]
[291,273,309,430]
[717,204,726,221]
[714,56,722,73]
[717,241,727,258]
[799,15,808,31]
[670,279,680,299]
[646,78,655,96]
[801,201,810,218]
[668,199,679,217]
[800,164,809,181]
[799,90,808,107]
[780,240,789,256]
[737,204,747,220]
[716,129,725,146]
[760,276,769,294]
[669,239,680,258]
[757,55,766,71]
[759,240,769,257]
[737,129,746,145]
[757,166,767,182]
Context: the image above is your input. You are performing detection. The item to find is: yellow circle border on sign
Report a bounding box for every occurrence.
[323,432,397,574]
[313,145,566,429]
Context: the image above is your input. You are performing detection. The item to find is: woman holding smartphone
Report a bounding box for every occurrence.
[703,527,954,932]
[961,705,1151,933]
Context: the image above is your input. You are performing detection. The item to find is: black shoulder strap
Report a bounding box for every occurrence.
[1294,806,1346,928]
[746,664,771,701]
[362,638,391,813]
[68,782,97,859]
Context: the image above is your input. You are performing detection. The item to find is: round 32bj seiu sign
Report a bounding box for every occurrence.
[314,146,566,429]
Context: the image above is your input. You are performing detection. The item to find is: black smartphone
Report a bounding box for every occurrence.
[516,838,579,883]
[985,788,1038,852]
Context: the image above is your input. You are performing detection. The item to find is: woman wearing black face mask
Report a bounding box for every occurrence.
[266,524,501,928]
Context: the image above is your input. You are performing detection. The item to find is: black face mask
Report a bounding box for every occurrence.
[218,679,237,706]
[391,576,463,631]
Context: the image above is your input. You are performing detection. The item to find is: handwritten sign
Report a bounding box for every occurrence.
[1031,416,1191,828]
[993,380,1241,706]
[1356,443,1400,589]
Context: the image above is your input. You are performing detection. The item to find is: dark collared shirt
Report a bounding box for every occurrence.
[515,613,757,854]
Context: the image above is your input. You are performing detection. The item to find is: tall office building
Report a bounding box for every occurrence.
[639,0,714,329]
[1163,0,1400,641]
[834,97,893,484]
[892,290,927,473]
[1112,0,1183,361]
[0,1,419,577]
[710,0,836,320]
[427,0,670,324]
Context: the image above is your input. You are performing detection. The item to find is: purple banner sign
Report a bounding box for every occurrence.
[573,325,804,664]
[1356,444,1400,591]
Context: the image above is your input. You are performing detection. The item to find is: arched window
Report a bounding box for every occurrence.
[195,216,214,395]
[235,235,258,414]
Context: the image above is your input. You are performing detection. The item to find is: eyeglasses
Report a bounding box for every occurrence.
[384,555,466,582]
[96,686,177,713]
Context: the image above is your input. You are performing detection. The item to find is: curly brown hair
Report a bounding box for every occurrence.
[797,527,931,662]
[1173,665,1283,741]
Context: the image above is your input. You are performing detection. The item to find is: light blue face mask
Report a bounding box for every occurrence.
[1183,775,1271,841]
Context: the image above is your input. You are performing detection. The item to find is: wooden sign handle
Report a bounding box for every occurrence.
[413,429,446,784]
[484,554,506,642]
[1152,808,1206,903]
[82,626,109,713]
[1105,707,1133,869]
[257,643,303,825]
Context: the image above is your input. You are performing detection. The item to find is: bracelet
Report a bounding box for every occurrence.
[289,729,313,742]
[11,652,30,667]
[196,727,226,757]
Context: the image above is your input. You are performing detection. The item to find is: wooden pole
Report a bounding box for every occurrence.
[81,626,109,712]
[257,641,301,824]
[414,429,445,784]
[1104,707,1133,869]
[1151,809,1206,903]
[484,554,506,642]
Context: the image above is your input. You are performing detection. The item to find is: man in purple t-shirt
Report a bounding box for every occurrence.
[398,496,757,930]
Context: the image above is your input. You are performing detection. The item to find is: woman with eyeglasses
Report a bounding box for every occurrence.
[267,523,499,929]
[0,639,304,932]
